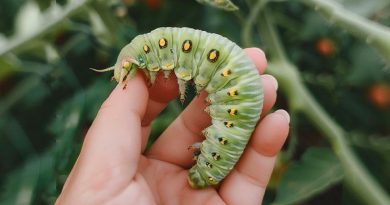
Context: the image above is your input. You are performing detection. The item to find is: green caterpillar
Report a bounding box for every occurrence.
[93,27,263,189]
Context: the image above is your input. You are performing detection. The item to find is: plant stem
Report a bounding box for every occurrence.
[301,0,390,66]
[0,0,93,57]
[241,0,268,47]
[259,10,390,205]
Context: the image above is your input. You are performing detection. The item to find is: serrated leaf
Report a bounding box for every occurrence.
[273,148,344,205]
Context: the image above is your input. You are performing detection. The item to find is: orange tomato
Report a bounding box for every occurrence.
[145,0,162,9]
[315,38,335,57]
[368,83,390,109]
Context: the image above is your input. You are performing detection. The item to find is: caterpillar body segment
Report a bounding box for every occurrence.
[106,27,263,189]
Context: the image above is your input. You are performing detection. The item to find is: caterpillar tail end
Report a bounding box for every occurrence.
[187,167,208,189]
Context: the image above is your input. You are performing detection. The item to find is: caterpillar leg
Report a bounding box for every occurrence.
[122,75,128,90]
[178,79,188,103]
[149,71,158,85]
[188,166,207,189]
[188,142,201,151]
[163,70,171,79]
[188,142,201,161]
[187,142,211,189]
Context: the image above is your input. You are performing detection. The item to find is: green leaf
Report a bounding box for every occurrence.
[0,155,55,205]
[273,148,344,205]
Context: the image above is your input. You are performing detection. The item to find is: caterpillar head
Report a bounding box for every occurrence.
[91,57,140,84]
[114,58,141,83]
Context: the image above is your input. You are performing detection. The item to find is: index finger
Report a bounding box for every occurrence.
[64,74,149,187]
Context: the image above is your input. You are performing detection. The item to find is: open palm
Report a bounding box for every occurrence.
[56,48,290,205]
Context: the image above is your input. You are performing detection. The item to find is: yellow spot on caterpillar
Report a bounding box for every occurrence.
[227,89,238,96]
[180,73,190,78]
[221,68,231,77]
[143,45,150,53]
[182,40,192,52]
[151,67,160,72]
[159,38,167,48]
[184,43,190,50]
[209,52,216,60]
[162,63,174,70]
[227,108,237,116]
[122,61,130,69]
[218,137,228,145]
[212,152,220,160]
[207,49,219,62]
[208,177,214,182]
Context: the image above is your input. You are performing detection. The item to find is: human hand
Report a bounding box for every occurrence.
[56,48,290,205]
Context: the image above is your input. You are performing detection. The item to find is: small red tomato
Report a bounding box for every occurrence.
[145,0,162,9]
[368,83,390,109]
[315,38,335,57]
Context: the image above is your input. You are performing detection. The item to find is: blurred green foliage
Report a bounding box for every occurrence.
[0,0,389,204]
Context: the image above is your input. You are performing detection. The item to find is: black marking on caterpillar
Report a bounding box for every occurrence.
[92,27,263,189]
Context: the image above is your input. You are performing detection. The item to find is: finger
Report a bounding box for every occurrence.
[244,47,268,74]
[147,53,276,168]
[65,74,149,187]
[219,110,290,205]
[140,72,179,149]
[146,91,210,167]
[260,74,278,118]
[140,164,225,205]
[141,72,179,127]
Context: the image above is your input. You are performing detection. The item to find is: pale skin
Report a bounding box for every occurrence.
[56,48,290,205]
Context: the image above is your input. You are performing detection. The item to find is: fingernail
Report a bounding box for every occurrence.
[252,47,265,56]
[263,74,278,90]
[275,109,290,123]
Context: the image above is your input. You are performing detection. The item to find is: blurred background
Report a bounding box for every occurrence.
[0,0,389,204]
